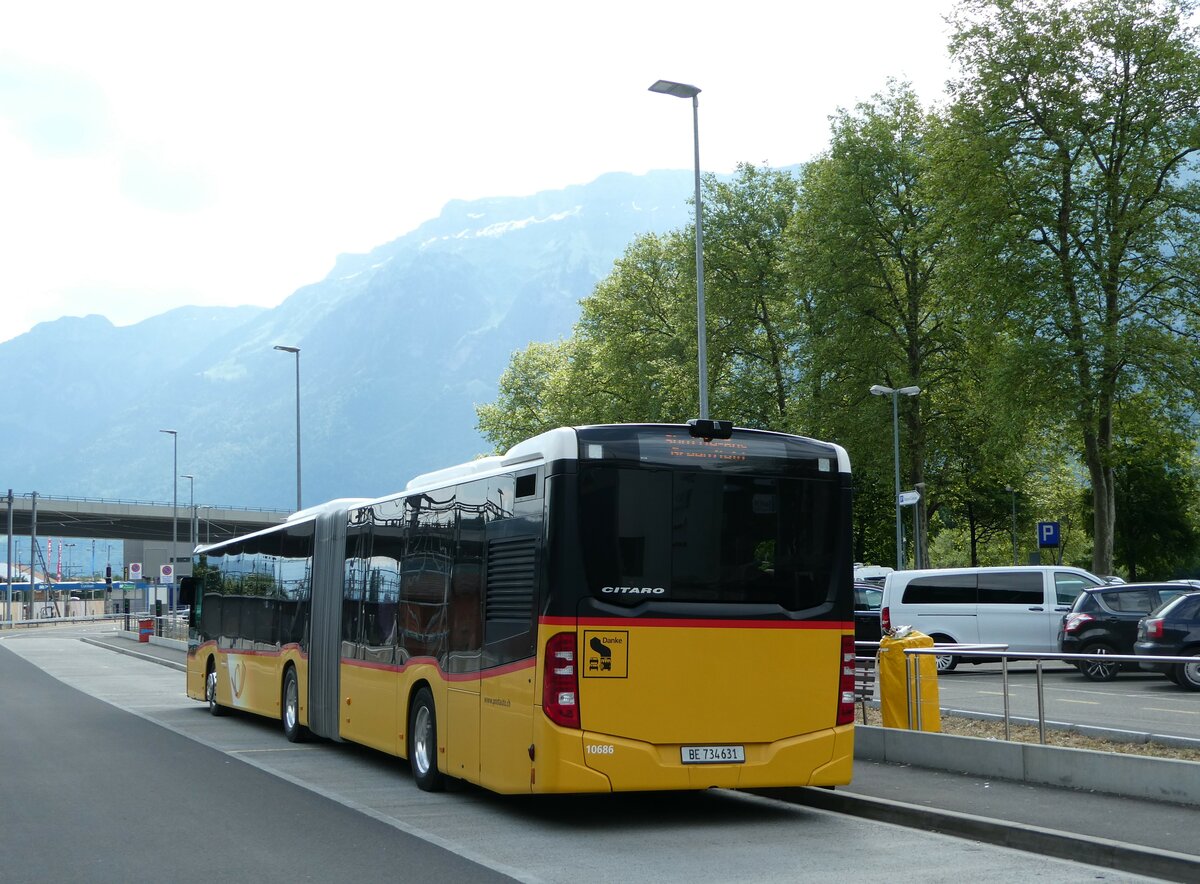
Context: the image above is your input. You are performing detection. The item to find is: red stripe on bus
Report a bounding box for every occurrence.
[213,646,286,657]
[540,615,853,630]
[339,655,535,680]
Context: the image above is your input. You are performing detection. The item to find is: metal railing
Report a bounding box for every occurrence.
[901,646,1199,743]
[7,491,281,512]
[1,609,189,642]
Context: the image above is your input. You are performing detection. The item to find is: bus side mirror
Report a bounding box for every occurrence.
[178,576,195,608]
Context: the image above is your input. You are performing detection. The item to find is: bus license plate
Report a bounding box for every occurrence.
[681,745,745,764]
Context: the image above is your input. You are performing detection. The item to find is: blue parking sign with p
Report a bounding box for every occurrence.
[1037,521,1060,548]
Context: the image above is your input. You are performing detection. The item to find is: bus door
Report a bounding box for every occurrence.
[478,473,540,793]
[338,515,402,754]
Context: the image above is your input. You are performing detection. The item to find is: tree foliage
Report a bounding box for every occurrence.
[476,1,1200,578]
[943,0,1200,574]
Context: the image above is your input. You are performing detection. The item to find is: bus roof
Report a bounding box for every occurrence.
[402,423,850,496]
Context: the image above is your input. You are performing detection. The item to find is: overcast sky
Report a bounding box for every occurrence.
[0,0,959,344]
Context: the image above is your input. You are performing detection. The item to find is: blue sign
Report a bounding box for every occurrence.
[1037,521,1060,548]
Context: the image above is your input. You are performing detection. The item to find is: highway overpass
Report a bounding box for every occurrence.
[4,494,289,546]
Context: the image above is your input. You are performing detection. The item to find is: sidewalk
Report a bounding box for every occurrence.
[783,759,1198,882]
[81,630,187,671]
[87,631,1200,882]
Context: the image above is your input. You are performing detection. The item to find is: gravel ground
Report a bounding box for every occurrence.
[860,705,1200,762]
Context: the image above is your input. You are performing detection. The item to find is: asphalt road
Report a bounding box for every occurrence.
[0,627,1169,884]
[933,662,1200,740]
[0,635,510,884]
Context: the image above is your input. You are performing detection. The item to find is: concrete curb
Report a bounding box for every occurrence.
[81,636,186,672]
[114,628,187,652]
[856,724,1200,807]
[779,786,1200,884]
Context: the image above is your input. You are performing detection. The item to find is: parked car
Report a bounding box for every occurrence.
[1135,591,1200,690]
[881,566,1104,671]
[1058,583,1194,681]
[853,564,893,586]
[854,582,883,643]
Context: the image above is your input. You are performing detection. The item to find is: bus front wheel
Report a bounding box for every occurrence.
[281,667,308,742]
[408,687,444,792]
[206,661,226,717]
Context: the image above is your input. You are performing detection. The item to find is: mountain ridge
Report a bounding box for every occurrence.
[0,170,697,509]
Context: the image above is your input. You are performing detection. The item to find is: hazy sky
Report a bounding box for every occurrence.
[0,0,958,344]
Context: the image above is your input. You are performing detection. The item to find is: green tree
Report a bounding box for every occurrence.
[477,165,808,451]
[944,0,1200,575]
[789,82,971,568]
[476,340,577,451]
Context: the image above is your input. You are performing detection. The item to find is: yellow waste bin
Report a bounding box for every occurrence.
[878,629,941,731]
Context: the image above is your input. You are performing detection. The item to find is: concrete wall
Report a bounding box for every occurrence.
[856,724,1200,807]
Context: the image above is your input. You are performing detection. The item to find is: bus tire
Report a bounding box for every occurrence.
[281,667,308,742]
[206,659,226,717]
[408,686,444,792]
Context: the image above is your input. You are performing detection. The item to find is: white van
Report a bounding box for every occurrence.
[880,566,1104,670]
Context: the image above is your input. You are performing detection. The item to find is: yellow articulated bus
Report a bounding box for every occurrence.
[183,421,856,794]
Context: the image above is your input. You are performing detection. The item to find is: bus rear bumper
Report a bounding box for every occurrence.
[532,717,855,793]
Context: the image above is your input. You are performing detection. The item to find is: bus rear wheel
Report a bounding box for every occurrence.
[282,667,308,742]
[408,687,444,792]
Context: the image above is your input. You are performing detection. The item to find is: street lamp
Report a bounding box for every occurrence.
[649,79,708,419]
[159,429,177,613]
[274,345,303,511]
[870,384,921,570]
[180,474,195,551]
[1006,485,1018,565]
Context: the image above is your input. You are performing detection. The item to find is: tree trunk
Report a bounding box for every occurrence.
[1088,454,1115,576]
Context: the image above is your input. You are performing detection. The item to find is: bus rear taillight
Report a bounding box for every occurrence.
[543,632,580,728]
[837,635,856,726]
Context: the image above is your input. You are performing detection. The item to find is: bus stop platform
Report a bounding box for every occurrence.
[87,630,1199,883]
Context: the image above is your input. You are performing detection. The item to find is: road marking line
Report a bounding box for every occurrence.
[977,691,1005,696]
[1059,699,1099,705]
[1142,707,1199,715]
[229,747,314,753]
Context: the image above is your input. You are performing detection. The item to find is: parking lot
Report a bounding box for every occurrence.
[929,661,1199,742]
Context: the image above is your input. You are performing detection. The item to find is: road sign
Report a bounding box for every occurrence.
[898,490,921,506]
[160,564,174,583]
[129,562,142,579]
[1037,521,1060,548]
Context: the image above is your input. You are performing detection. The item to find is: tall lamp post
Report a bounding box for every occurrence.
[274,345,303,511]
[159,429,177,613]
[649,79,708,419]
[870,384,921,570]
[1006,485,1018,565]
[180,474,195,552]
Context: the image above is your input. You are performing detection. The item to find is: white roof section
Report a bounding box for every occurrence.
[400,423,851,497]
[197,497,370,553]
[286,498,373,522]
[402,427,575,498]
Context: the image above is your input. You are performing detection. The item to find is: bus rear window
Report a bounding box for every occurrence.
[577,465,839,611]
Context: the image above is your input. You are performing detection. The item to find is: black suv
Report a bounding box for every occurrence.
[854,582,883,643]
[1059,583,1193,681]
[1135,591,1200,690]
